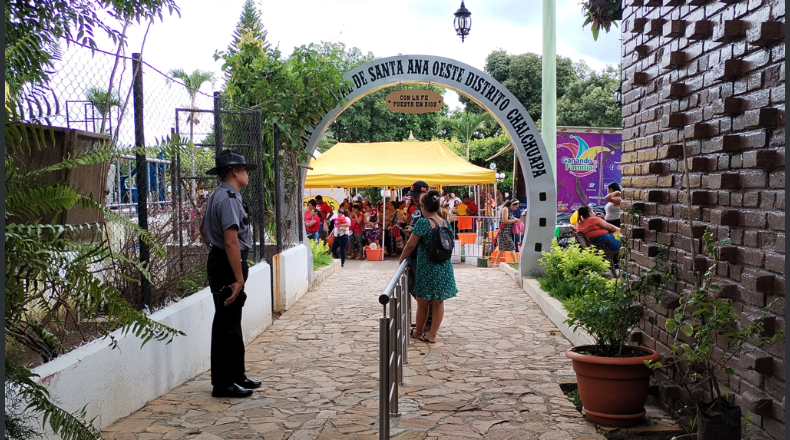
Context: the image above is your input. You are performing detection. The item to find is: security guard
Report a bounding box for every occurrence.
[200,149,261,398]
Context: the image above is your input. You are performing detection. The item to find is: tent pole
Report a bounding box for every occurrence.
[382,186,386,261]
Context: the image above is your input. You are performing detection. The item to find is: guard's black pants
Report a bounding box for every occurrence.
[207,247,249,388]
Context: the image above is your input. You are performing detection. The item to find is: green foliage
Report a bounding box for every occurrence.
[647,229,785,401]
[310,239,333,270]
[459,51,622,129]
[5,0,180,108]
[459,51,578,121]
[5,380,39,440]
[580,0,623,41]
[177,268,208,297]
[166,69,215,106]
[538,240,609,301]
[5,113,184,439]
[332,83,447,143]
[85,87,121,118]
[225,0,270,82]
[561,211,675,356]
[441,111,494,161]
[216,35,351,155]
[557,65,622,128]
[216,32,352,247]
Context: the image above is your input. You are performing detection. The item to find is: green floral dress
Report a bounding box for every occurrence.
[411,217,458,301]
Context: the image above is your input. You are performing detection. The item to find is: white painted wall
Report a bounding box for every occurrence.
[33,261,272,435]
[273,244,310,312]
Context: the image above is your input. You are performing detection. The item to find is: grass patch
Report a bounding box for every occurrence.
[310,239,333,270]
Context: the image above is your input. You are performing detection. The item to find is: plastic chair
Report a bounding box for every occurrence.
[490,246,519,263]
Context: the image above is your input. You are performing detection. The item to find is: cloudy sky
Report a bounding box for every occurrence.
[107,0,622,111]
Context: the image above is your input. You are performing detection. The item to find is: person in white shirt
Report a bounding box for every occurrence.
[604,182,623,227]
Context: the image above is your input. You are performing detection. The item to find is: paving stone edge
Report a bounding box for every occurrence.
[499,263,594,347]
[309,259,341,291]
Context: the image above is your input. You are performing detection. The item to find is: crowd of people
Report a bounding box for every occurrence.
[303,189,522,265]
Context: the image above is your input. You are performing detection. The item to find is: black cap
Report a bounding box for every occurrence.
[206,149,259,175]
[407,180,429,198]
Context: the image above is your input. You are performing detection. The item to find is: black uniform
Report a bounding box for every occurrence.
[204,181,252,388]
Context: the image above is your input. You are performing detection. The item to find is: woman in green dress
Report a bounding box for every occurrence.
[398,190,458,343]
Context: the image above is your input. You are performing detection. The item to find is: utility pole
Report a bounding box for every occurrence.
[542,0,557,185]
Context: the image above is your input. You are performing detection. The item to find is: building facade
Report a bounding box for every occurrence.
[621,0,785,438]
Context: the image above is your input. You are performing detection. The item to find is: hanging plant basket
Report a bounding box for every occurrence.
[581,0,623,40]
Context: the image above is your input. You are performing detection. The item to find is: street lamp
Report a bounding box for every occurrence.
[614,84,622,107]
[454,1,472,42]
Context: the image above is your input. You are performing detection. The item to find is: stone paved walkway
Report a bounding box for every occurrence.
[104,259,602,440]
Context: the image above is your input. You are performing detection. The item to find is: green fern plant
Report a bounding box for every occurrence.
[5,99,183,439]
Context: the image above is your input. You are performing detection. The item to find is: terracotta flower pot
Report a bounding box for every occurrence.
[566,345,660,427]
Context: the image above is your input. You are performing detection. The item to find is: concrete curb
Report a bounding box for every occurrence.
[498,262,522,285]
[521,277,594,347]
[309,259,341,291]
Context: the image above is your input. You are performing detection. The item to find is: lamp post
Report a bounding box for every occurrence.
[614,84,623,107]
[454,1,472,42]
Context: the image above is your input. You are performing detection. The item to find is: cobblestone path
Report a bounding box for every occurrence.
[104,259,601,440]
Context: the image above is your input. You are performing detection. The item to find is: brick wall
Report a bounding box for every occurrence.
[620,0,785,438]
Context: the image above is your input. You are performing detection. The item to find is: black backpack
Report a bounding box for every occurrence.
[426,217,454,263]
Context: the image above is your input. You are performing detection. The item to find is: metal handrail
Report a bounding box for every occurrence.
[378,258,411,440]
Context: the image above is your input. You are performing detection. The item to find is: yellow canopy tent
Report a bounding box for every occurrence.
[304,141,495,188]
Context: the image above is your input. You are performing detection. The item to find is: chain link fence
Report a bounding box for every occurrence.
[41,42,297,312]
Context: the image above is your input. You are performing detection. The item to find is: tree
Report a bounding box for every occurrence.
[557,65,622,128]
[442,111,494,161]
[85,86,121,133]
[459,50,578,121]
[216,32,352,246]
[166,69,215,183]
[224,0,270,83]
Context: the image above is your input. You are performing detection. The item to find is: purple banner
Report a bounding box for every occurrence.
[556,132,622,213]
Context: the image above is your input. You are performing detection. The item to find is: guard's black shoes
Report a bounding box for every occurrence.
[212,383,253,398]
[237,378,262,389]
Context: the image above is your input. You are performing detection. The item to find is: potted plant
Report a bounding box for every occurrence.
[646,229,784,440]
[563,212,674,426]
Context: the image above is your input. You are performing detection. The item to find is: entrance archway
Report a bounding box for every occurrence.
[302,55,556,276]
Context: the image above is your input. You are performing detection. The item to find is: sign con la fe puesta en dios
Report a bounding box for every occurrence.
[385,90,444,114]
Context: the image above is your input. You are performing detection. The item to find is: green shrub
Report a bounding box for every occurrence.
[538,240,609,300]
[177,268,208,296]
[310,239,333,270]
